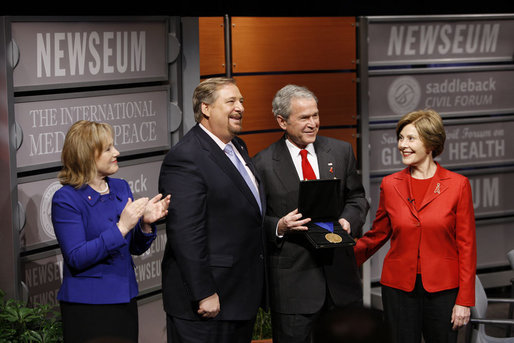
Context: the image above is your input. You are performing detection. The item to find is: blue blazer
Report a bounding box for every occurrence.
[52,177,156,304]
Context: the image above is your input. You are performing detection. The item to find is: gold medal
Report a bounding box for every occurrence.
[325,233,342,243]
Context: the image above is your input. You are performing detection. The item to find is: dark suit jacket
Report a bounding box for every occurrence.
[158,124,266,321]
[253,135,369,314]
[354,165,476,306]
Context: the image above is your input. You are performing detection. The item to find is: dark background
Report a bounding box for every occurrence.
[1,0,513,17]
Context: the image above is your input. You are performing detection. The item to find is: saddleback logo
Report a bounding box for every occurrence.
[40,181,63,240]
[387,76,421,115]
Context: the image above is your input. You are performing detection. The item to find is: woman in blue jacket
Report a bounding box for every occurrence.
[52,120,170,343]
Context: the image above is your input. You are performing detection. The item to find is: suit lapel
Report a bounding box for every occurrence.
[272,136,301,197]
[233,139,265,214]
[392,169,419,219]
[235,141,259,183]
[314,139,335,179]
[417,166,449,211]
[194,126,261,214]
[392,165,450,215]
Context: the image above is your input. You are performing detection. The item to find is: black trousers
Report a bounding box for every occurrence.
[382,275,458,343]
[166,314,256,343]
[271,287,362,343]
[60,299,138,343]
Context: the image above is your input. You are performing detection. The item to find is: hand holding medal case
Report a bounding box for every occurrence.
[298,178,356,248]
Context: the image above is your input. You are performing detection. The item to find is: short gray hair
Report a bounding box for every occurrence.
[272,84,318,121]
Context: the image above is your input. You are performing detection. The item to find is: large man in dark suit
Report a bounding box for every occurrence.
[253,84,369,343]
[158,78,266,343]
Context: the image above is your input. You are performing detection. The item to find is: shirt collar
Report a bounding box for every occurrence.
[285,138,315,157]
[199,123,228,150]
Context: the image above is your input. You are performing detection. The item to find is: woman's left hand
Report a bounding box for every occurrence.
[142,194,171,225]
[451,304,470,330]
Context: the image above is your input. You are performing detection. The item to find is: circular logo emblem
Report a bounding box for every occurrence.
[40,181,63,239]
[388,76,421,115]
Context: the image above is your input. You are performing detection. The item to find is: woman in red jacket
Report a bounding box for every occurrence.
[354,109,476,343]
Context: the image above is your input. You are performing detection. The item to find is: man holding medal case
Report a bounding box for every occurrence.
[253,85,369,343]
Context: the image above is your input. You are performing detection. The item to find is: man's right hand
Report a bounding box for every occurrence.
[277,208,311,236]
[197,293,220,318]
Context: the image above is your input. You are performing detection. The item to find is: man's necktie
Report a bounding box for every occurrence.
[224,144,262,212]
[300,149,333,231]
[300,149,316,180]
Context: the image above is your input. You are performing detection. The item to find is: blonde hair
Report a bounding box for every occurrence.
[396,109,446,158]
[58,120,114,188]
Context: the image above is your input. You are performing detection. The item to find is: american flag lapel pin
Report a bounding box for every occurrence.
[328,162,335,178]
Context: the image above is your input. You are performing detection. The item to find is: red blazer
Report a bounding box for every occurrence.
[354,165,476,306]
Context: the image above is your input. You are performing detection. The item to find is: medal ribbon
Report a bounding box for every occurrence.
[314,222,334,232]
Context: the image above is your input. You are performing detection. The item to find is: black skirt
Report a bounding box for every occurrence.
[60,299,138,343]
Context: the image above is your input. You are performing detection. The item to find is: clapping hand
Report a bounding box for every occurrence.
[143,194,171,225]
[118,197,149,237]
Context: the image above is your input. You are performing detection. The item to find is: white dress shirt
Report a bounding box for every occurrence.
[199,124,259,190]
[275,138,320,238]
[285,138,320,180]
